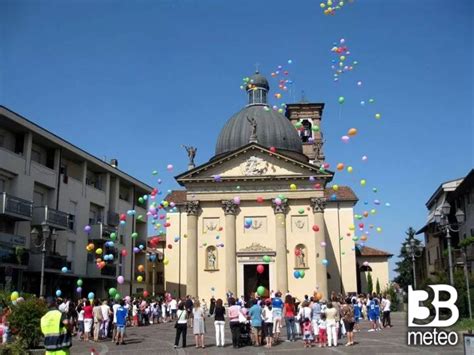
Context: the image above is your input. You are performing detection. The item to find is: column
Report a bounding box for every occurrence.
[311,197,328,299]
[272,198,289,293]
[185,200,200,297]
[222,200,239,296]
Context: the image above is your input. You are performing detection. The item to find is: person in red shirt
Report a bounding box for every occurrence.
[283,295,296,342]
[82,300,93,342]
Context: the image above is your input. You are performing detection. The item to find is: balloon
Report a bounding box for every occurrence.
[84,225,91,233]
[95,248,103,255]
[10,291,19,301]
[376,227,382,233]
[290,184,297,190]
[357,81,362,86]
[138,264,145,272]
[312,225,320,232]
[347,128,357,137]
[76,287,82,294]
[167,164,173,171]
[133,247,140,253]
[363,261,369,267]
[163,258,169,265]
[336,163,344,171]
[262,255,271,263]
[77,279,83,287]
[293,270,300,279]
[114,293,121,301]
[362,155,368,161]
[369,98,375,103]
[61,267,68,273]
[322,259,329,266]
[341,135,350,143]
[256,264,264,274]
[117,275,124,284]
[121,249,128,257]
[86,243,95,252]
[233,196,241,205]
[375,113,381,119]
[257,286,265,296]
[347,166,353,173]
[88,292,95,300]
[299,270,305,278]
[131,232,138,238]
[320,241,326,247]
[256,196,264,203]
[338,96,345,104]
[143,291,149,298]
[55,290,62,297]
[373,187,378,193]
[119,213,127,221]
[137,275,143,283]
[332,184,339,191]
[295,248,301,256]
[274,197,282,206]
[108,288,117,297]
[269,146,276,153]
[360,179,366,186]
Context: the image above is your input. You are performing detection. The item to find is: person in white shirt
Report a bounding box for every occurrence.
[262,301,274,348]
[111,302,121,342]
[382,295,392,328]
[170,298,178,319]
[100,301,111,339]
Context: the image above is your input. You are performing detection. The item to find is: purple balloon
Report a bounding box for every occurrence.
[84,225,91,233]
[133,247,140,253]
[76,287,82,293]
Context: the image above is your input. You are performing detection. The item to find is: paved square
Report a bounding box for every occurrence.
[71,312,464,354]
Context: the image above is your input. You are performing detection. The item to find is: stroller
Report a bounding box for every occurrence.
[239,322,253,347]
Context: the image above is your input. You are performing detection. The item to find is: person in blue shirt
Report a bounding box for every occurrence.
[373,297,382,331]
[367,296,376,332]
[352,298,361,332]
[248,299,263,346]
[115,300,128,345]
[271,292,283,343]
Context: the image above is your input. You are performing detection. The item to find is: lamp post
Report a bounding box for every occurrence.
[147,245,164,297]
[404,237,424,289]
[31,223,57,297]
[434,201,465,285]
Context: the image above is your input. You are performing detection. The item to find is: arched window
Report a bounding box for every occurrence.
[205,246,218,270]
[359,265,373,272]
[294,244,308,268]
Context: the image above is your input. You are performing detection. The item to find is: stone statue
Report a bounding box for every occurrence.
[182,145,197,166]
[207,248,217,269]
[247,116,258,143]
[296,249,306,268]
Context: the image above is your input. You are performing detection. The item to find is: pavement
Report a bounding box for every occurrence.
[71,312,465,354]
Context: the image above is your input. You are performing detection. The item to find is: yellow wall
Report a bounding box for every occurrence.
[357,256,390,293]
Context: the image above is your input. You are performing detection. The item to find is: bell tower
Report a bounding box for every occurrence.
[285,100,325,165]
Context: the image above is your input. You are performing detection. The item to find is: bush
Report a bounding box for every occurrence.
[367,272,373,293]
[8,298,48,349]
[0,339,27,355]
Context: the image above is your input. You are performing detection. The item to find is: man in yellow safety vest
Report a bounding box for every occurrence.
[40,297,72,355]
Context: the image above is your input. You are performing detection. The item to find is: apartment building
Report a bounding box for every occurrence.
[0,106,152,298]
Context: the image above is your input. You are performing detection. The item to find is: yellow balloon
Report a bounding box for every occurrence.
[137,275,143,282]
[347,166,353,173]
[348,225,355,231]
[290,183,297,190]
[332,184,339,191]
[360,179,366,186]
[95,248,103,255]
[10,291,19,301]
[163,258,169,265]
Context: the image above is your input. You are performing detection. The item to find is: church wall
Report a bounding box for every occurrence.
[164,210,188,298]
[324,203,358,294]
[357,256,390,293]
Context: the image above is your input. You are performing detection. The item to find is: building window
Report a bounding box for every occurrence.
[295,244,308,268]
[31,149,42,164]
[359,265,372,272]
[300,120,313,143]
[119,184,130,201]
[205,246,217,270]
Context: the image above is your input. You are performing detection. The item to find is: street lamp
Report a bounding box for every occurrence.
[31,223,57,297]
[405,237,424,289]
[147,247,164,297]
[434,201,466,285]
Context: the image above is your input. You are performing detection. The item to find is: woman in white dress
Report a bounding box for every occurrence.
[193,300,206,348]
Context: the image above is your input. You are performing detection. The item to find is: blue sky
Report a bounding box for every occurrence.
[1,0,472,278]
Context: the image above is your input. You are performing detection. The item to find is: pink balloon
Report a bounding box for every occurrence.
[117,275,125,284]
[256,264,264,274]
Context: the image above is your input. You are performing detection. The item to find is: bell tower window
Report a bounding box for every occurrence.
[300,119,313,143]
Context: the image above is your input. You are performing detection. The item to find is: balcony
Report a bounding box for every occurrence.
[0,193,33,221]
[0,243,29,266]
[88,223,117,241]
[0,231,26,247]
[32,206,72,231]
[107,211,120,226]
[29,253,71,272]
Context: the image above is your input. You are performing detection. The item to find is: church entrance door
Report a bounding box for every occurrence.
[243,264,269,302]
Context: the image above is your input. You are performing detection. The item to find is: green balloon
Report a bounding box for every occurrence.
[299,270,305,278]
[257,286,265,296]
[114,293,121,301]
[262,255,271,263]
[76,279,83,287]
[138,197,144,204]
[108,288,117,297]
[298,208,305,214]
[137,215,143,220]
[131,232,138,238]
[312,125,320,132]
[338,96,345,104]
[110,232,117,241]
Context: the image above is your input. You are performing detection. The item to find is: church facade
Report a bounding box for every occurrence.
[163,72,390,301]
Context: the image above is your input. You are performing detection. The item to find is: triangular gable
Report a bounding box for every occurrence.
[175,143,333,185]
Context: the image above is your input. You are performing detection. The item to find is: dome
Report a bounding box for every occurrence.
[246,71,269,91]
[214,105,306,161]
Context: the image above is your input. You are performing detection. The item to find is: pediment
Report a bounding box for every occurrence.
[176,143,332,185]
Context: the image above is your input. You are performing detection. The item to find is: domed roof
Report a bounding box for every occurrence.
[214,105,306,161]
[246,71,269,90]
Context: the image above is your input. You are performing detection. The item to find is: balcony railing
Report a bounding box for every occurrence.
[0,245,29,266]
[32,206,72,231]
[0,193,33,221]
[88,223,117,241]
[28,253,71,272]
[107,211,120,226]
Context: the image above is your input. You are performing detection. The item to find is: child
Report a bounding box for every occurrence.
[367,296,376,332]
[318,313,327,348]
[262,301,273,348]
[302,318,314,348]
[115,300,128,345]
[353,298,361,332]
[132,302,139,327]
[76,304,84,341]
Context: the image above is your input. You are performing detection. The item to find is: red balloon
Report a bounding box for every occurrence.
[256,196,264,203]
[256,264,264,274]
[143,291,149,298]
[164,222,171,228]
[269,146,276,153]
[358,223,364,228]
[120,214,127,221]
[312,225,320,232]
[295,249,301,256]
[314,183,321,189]
[121,249,128,257]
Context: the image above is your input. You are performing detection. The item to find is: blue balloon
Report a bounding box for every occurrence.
[88,292,95,299]
[293,270,300,279]
[61,267,68,273]
[322,259,329,266]
[55,290,62,297]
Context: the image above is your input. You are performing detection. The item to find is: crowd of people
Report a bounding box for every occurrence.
[0,289,393,352]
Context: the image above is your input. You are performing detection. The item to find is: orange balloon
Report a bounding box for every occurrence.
[360,235,368,241]
[347,128,358,136]
[138,264,145,272]
[336,163,344,171]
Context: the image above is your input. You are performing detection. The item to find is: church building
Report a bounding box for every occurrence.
[163,71,391,301]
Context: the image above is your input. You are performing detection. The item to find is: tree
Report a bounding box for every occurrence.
[376,278,381,294]
[367,272,373,294]
[394,227,421,291]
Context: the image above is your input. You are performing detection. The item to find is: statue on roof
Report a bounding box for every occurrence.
[247,116,258,143]
[182,145,197,166]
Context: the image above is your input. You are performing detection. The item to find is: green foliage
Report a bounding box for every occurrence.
[0,339,27,355]
[393,227,421,291]
[376,278,381,294]
[367,272,373,294]
[459,236,474,249]
[8,298,48,349]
